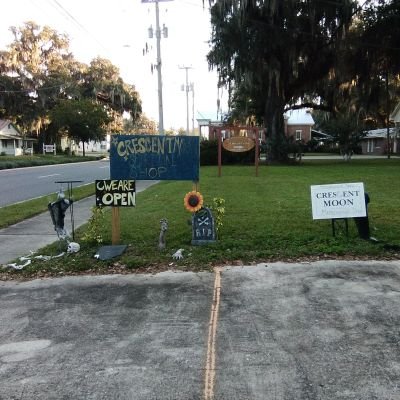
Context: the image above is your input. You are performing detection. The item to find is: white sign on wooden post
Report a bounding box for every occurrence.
[310,182,366,220]
[43,144,56,155]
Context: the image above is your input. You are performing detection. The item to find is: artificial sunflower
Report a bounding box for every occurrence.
[184,191,204,213]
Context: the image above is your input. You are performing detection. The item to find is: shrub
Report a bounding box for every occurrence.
[81,206,106,245]
[200,139,255,165]
[209,197,226,237]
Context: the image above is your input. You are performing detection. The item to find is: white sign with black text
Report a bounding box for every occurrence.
[310,182,366,220]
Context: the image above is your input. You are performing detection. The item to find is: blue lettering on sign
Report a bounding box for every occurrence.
[110,135,200,181]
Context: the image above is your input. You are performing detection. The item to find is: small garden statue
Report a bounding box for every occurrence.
[158,218,168,250]
[48,191,72,240]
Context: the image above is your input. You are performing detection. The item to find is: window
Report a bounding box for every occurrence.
[367,139,380,152]
[1,139,14,148]
[295,130,302,141]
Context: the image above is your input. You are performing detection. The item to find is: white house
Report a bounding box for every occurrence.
[60,134,110,155]
[0,119,35,156]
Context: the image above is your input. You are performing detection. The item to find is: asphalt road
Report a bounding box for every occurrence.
[1,260,400,399]
[0,160,110,207]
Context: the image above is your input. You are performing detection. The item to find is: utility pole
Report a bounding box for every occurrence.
[386,70,391,159]
[155,1,164,135]
[179,65,193,135]
[143,0,170,135]
[191,82,195,134]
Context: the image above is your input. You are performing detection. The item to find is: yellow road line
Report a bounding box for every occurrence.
[204,267,222,400]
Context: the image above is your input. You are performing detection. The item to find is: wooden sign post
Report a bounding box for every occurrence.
[112,207,120,245]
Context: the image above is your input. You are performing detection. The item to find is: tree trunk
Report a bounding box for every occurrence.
[264,80,287,163]
[82,141,86,157]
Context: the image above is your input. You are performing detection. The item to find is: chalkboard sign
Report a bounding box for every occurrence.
[110,135,200,181]
[192,207,216,245]
[95,180,136,207]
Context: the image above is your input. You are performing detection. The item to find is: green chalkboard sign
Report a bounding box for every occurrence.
[110,135,200,181]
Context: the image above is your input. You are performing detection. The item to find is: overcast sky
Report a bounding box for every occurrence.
[0,0,228,130]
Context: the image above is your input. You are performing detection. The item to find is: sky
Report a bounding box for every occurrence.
[0,0,228,130]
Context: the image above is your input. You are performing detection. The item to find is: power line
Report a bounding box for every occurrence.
[54,0,110,53]
[45,0,110,54]
[30,0,58,23]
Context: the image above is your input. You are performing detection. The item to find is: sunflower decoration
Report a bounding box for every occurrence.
[184,191,204,213]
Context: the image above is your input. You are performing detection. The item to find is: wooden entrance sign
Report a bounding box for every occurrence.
[215,125,260,177]
[222,136,255,152]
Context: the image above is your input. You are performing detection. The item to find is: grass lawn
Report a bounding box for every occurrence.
[3,159,400,278]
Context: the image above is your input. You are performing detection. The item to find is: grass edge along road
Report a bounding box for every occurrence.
[0,184,95,229]
[2,159,400,279]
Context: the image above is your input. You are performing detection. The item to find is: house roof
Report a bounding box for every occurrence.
[311,129,333,140]
[363,128,396,139]
[0,120,11,131]
[285,109,315,126]
[0,119,36,141]
[0,119,21,134]
[0,132,21,140]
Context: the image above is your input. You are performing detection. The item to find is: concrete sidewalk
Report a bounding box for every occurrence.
[1,260,400,399]
[0,181,158,266]
[0,196,95,266]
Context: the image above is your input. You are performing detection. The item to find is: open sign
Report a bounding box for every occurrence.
[95,180,136,207]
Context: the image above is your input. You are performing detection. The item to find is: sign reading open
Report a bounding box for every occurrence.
[95,180,136,207]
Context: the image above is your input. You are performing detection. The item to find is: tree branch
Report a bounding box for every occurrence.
[284,103,333,113]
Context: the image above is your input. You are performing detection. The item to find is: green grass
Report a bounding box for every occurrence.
[0,184,95,229]
[0,154,103,170]
[4,159,400,278]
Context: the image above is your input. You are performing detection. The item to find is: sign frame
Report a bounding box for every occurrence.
[110,134,200,181]
[95,180,136,207]
[310,182,366,220]
[222,136,255,153]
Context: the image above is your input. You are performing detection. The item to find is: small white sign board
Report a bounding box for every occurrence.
[43,144,56,155]
[310,182,366,220]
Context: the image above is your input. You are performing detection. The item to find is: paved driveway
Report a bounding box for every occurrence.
[1,260,400,399]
